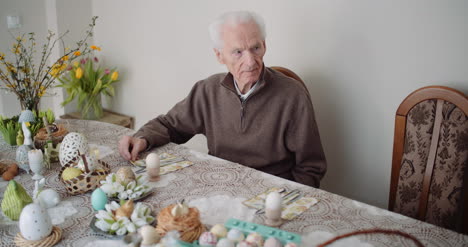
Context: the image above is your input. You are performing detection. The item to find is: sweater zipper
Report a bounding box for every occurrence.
[240,103,245,130]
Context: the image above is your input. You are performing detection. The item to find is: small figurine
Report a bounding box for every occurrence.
[16,129,24,146]
[18,110,35,147]
[264,191,283,227]
[34,178,60,208]
[146,153,160,182]
[16,110,36,173]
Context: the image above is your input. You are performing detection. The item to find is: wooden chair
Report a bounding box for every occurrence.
[389,85,468,234]
[270,66,309,96]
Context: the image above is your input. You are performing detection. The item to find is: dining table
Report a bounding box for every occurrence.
[0,119,467,247]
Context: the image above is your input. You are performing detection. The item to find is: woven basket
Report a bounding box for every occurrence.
[58,157,110,195]
[34,124,68,150]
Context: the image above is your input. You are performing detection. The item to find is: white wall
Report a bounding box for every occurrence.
[1,0,467,209]
[92,0,468,208]
[0,0,49,117]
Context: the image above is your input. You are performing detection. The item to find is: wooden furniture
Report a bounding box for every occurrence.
[60,109,134,129]
[270,66,309,96]
[389,85,468,233]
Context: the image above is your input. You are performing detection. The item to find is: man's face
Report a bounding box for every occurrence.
[214,21,266,86]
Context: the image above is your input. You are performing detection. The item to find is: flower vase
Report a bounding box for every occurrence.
[80,94,103,120]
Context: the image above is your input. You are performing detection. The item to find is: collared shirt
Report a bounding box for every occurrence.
[234,79,259,102]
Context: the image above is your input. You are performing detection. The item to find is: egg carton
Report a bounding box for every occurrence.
[180,218,301,246]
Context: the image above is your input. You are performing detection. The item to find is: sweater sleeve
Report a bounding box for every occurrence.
[133,81,206,149]
[286,93,327,188]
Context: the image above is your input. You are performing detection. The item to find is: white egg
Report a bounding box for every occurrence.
[145,153,160,168]
[37,189,60,208]
[217,238,235,247]
[265,192,282,209]
[264,237,283,247]
[227,228,244,242]
[19,203,53,241]
[140,225,160,245]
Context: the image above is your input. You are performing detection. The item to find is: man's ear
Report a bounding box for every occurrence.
[214,48,224,64]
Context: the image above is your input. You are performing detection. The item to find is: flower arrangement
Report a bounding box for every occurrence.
[57,55,119,119]
[100,173,150,200]
[0,17,98,113]
[94,201,154,235]
[0,109,55,145]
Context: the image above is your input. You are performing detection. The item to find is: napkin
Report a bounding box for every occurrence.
[132,152,194,175]
[243,187,319,220]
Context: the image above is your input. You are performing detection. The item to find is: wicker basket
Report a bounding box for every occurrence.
[58,157,110,195]
[34,124,68,150]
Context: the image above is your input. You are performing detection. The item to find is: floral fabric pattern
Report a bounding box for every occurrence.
[394,100,468,232]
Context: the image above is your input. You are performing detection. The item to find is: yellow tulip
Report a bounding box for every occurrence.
[73,61,79,67]
[111,71,119,81]
[90,45,102,51]
[75,67,83,79]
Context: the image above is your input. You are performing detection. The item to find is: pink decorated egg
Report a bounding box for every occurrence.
[245,232,264,246]
[264,237,282,247]
[199,231,218,247]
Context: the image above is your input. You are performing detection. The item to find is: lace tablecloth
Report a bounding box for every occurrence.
[1,120,467,247]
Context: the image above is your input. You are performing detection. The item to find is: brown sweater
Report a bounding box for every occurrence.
[134,67,327,187]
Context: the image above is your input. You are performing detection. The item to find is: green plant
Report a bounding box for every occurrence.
[0,17,98,113]
[57,56,119,119]
[0,115,20,145]
[0,109,55,146]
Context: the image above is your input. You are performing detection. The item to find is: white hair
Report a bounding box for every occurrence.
[209,11,266,49]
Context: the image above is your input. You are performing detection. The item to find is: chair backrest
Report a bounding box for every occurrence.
[270,66,309,96]
[389,85,468,234]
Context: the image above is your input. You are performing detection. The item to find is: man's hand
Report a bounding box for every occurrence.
[118,136,148,161]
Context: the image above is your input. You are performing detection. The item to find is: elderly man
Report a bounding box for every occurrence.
[119,11,326,187]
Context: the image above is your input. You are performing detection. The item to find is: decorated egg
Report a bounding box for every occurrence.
[217,238,235,247]
[115,167,136,186]
[91,188,108,210]
[59,132,88,166]
[61,167,83,180]
[284,243,297,247]
[140,225,161,245]
[210,224,228,238]
[227,228,245,242]
[38,189,60,208]
[237,240,257,247]
[264,237,282,247]
[199,231,218,247]
[19,203,53,241]
[245,232,264,246]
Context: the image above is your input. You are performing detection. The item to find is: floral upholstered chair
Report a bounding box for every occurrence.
[389,86,468,233]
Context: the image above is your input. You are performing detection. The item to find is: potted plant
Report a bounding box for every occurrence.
[57,56,119,120]
[0,109,55,146]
